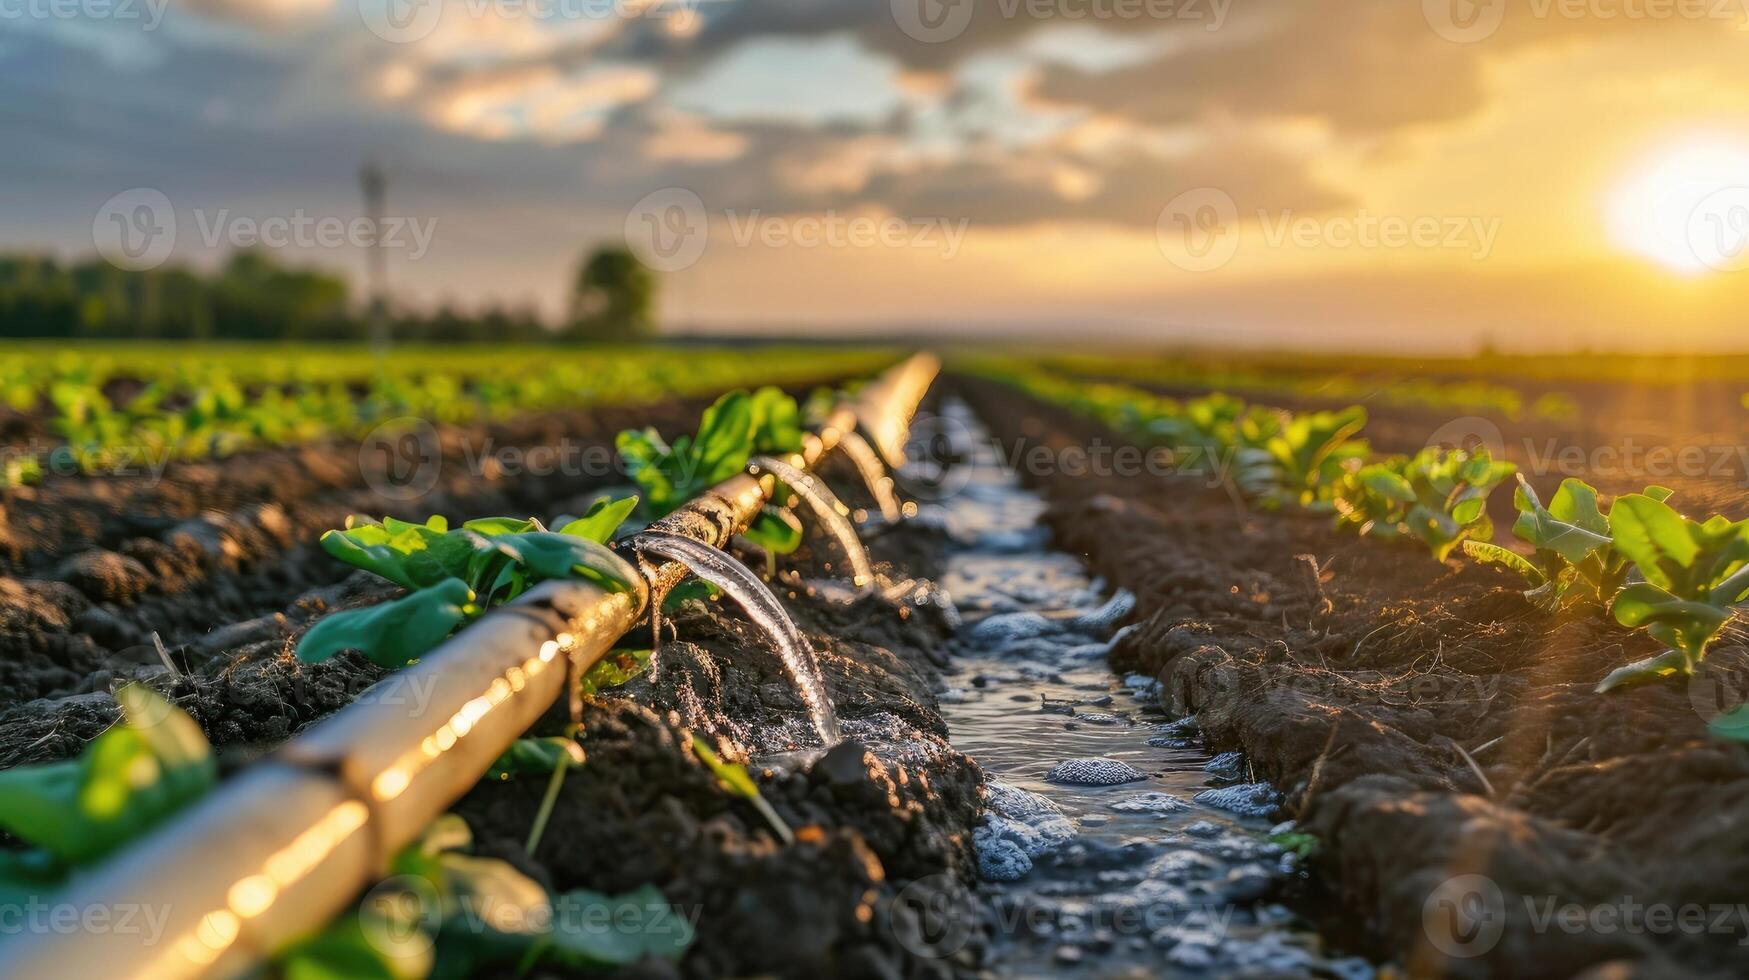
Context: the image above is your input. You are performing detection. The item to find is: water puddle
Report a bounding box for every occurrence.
[921,400,1367,978]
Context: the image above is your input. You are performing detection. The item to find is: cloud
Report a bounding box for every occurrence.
[176,0,335,26]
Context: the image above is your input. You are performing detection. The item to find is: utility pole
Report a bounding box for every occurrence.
[360,160,388,352]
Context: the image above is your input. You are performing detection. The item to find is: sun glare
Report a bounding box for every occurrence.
[1608,138,1749,276]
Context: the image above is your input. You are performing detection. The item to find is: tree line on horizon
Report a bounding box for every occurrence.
[0,247,654,344]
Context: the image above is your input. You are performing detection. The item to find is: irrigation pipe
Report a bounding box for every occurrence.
[0,353,940,980]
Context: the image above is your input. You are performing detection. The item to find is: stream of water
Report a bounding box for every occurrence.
[920,400,1369,978]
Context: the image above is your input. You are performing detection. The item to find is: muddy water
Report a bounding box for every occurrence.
[920,400,1368,978]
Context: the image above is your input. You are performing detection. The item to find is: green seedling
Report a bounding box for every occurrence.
[619,386,808,562]
[1333,447,1514,562]
[1464,475,1675,611]
[277,814,693,978]
[1234,406,1369,509]
[691,735,794,845]
[1597,493,1749,691]
[297,498,638,668]
[0,685,215,910]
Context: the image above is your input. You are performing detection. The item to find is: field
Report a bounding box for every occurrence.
[0,344,1747,978]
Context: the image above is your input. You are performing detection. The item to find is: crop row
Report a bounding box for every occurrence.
[0,374,873,976]
[0,344,890,483]
[1031,352,1578,422]
[979,362,1749,732]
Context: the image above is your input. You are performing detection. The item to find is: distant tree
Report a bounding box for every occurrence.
[567,246,654,342]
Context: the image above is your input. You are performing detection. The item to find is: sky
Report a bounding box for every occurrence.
[7,0,1749,350]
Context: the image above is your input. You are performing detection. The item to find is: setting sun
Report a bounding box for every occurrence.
[1608,138,1749,276]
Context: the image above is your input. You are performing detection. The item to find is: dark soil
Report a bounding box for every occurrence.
[958,375,1749,980]
[0,395,730,757]
[0,399,989,978]
[450,520,985,979]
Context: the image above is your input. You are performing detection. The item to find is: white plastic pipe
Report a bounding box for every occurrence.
[0,353,939,980]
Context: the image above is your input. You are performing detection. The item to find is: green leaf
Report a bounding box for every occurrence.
[1596,649,1690,693]
[616,428,680,515]
[575,648,653,698]
[690,735,792,844]
[1361,467,1415,503]
[280,910,432,980]
[1461,539,1546,585]
[1511,475,1613,564]
[691,390,756,487]
[0,685,215,864]
[662,578,717,611]
[691,735,759,798]
[322,518,511,593]
[1609,493,1698,590]
[1547,478,1609,536]
[1707,703,1749,742]
[296,578,474,667]
[1610,582,1684,628]
[490,533,640,595]
[1269,830,1319,858]
[748,386,804,455]
[486,737,582,781]
[461,517,543,537]
[559,495,638,544]
[538,885,694,968]
[742,506,803,556]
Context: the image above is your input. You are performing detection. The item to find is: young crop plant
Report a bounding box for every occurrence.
[617,386,807,558]
[1234,405,1369,510]
[1331,447,1515,561]
[278,813,692,977]
[0,685,215,903]
[296,497,640,668]
[1595,493,1749,692]
[1463,475,1674,611]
